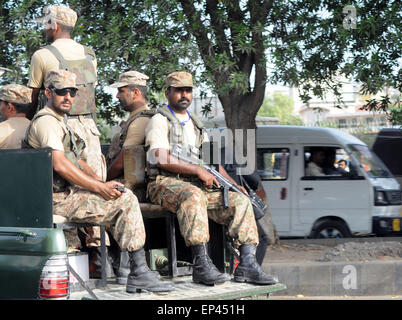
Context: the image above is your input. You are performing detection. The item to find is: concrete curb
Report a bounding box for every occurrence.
[262,260,402,296]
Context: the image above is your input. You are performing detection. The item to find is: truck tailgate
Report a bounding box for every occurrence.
[0,227,66,299]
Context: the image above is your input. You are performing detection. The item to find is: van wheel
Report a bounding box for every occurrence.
[310,220,351,239]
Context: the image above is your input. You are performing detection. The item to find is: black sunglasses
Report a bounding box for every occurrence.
[51,87,78,97]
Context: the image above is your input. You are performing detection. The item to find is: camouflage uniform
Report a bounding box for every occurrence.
[147,176,258,248]
[106,71,153,170]
[26,69,145,252]
[0,84,32,105]
[53,186,145,251]
[0,84,31,149]
[106,71,154,203]
[146,71,259,249]
[30,6,106,248]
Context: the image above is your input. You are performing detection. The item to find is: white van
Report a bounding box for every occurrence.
[255,126,402,238]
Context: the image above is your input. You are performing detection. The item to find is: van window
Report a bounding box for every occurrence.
[257,148,289,180]
[303,146,361,180]
[349,144,392,178]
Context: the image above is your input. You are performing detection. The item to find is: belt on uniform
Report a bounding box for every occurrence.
[68,114,93,119]
[160,172,200,182]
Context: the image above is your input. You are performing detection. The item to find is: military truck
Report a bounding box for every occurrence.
[0,147,285,300]
[0,148,69,300]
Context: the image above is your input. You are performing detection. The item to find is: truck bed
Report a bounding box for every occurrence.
[69,276,286,300]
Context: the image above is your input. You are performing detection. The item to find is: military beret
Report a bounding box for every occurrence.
[165,71,195,88]
[0,84,32,105]
[110,71,149,88]
[45,70,78,90]
[38,6,77,28]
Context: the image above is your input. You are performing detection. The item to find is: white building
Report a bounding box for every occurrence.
[267,81,395,132]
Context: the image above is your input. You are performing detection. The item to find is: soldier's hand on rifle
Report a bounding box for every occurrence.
[238,185,249,195]
[197,167,220,189]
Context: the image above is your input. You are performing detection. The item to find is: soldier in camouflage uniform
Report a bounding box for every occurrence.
[105,70,155,284]
[28,6,107,254]
[26,69,174,293]
[0,84,31,149]
[107,70,155,182]
[145,71,277,286]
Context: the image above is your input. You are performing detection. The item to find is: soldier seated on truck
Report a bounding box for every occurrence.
[145,71,278,286]
[0,84,31,149]
[24,69,174,294]
[105,70,155,284]
[106,70,155,191]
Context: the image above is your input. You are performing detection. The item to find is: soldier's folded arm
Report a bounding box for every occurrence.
[52,149,123,200]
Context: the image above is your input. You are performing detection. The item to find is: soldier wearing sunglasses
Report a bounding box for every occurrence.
[24,69,174,294]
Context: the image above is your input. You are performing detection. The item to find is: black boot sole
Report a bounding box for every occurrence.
[234,275,278,285]
[126,284,175,293]
[193,275,231,286]
[116,276,128,285]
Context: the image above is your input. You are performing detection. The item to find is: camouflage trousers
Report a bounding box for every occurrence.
[68,116,108,248]
[147,175,259,248]
[53,186,145,251]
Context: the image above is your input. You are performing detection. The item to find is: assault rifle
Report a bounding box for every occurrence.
[170,144,267,219]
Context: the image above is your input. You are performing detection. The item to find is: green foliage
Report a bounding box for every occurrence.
[257,93,303,125]
[0,0,400,129]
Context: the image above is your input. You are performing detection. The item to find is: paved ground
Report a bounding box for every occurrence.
[263,237,402,264]
[69,237,402,299]
[260,237,402,297]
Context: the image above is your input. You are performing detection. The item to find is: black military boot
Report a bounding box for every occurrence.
[87,246,114,279]
[234,244,278,285]
[109,249,131,285]
[191,244,231,285]
[126,248,174,293]
[111,250,161,285]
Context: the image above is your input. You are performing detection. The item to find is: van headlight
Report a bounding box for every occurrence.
[374,187,388,206]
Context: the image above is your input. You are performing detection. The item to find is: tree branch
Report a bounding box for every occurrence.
[178,0,214,63]
[205,0,231,57]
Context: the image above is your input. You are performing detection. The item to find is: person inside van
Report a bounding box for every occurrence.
[322,148,345,176]
[305,148,325,176]
[337,159,348,174]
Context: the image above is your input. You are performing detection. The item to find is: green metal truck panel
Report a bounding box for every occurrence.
[0,148,68,299]
[0,227,67,299]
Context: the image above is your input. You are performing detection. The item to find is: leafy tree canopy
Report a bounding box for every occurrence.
[0,0,400,129]
[257,93,303,125]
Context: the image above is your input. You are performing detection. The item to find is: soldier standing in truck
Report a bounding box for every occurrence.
[27,5,108,267]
